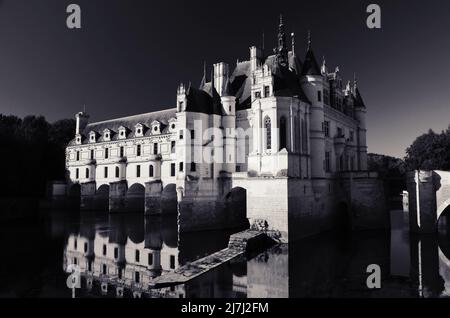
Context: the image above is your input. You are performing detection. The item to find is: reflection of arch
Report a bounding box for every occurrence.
[225,187,249,228]
[126,183,145,213]
[95,184,110,211]
[161,184,177,215]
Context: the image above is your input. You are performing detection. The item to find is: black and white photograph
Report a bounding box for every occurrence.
[1,0,450,309]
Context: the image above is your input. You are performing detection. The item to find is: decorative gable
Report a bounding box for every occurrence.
[103,129,112,141]
[135,123,145,137]
[89,131,98,143]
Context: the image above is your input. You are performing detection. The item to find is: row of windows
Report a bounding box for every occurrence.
[263,116,308,153]
[74,162,198,180]
[322,121,354,141]
[75,142,176,162]
[254,85,271,99]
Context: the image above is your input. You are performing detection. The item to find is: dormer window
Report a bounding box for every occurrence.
[168,118,177,132]
[103,129,111,142]
[76,135,82,145]
[89,131,97,143]
[135,124,144,137]
[151,121,161,135]
[118,126,127,140]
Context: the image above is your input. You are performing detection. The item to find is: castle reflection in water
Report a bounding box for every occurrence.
[60,211,450,298]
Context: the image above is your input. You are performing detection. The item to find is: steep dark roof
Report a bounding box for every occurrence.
[187,86,224,116]
[354,88,366,108]
[272,65,310,103]
[230,61,252,111]
[69,108,177,145]
[301,49,321,76]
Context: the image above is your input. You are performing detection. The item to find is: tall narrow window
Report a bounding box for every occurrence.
[325,151,331,172]
[171,141,176,153]
[115,166,120,178]
[102,244,107,256]
[179,162,184,172]
[120,146,124,158]
[105,148,109,159]
[264,116,272,150]
[114,247,118,259]
[171,163,176,177]
[170,255,176,269]
[85,168,89,179]
[149,165,154,177]
[104,167,108,178]
[264,85,270,98]
[84,242,88,253]
[301,119,308,152]
[135,250,140,263]
[324,121,330,137]
[190,130,195,140]
[190,162,196,172]
[279,117,287,150]
[136,145,141,157]
[102,264,107,275]
[75,168,79,179]
[136,165,141,178]
[90,149,94,160]
[153,143,158,155]
[148,253,153,266]
[135,272,140,283]
[318,90,322,102]
[76,151,80,161]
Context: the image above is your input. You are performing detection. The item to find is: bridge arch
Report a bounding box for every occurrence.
[438,204,450,234]
[95,184,110,211]
[161,183,178,215]
[126,183,145,213]
[224,186,249,227]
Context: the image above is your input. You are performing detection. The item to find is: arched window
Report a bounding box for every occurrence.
[115,166,120,178]
[264,116,272,150]
[149,165,154,177]
[279,116,287,150]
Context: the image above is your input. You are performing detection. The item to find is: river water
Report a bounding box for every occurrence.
[0,208,449,298]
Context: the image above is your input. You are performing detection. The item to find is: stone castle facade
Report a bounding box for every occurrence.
[66,17,387,242]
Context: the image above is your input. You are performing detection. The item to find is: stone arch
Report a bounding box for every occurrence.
[126,183,145,213]
[224,187,249,228]
[161,183,178,215]
[68,183,81,209]
[437,204,450,234]
[438,199,450,223]
[95,184,110,211]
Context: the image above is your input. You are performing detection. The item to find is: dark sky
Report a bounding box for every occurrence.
[0,0,449,158]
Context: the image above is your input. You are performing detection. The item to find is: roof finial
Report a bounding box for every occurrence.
[291,32,295,55]
[321,56,327,75]
[353,72,358,92]
[262,29,265,51]
[307,30,311,51]
[83,104,86,113]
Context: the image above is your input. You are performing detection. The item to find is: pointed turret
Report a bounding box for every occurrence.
[199,61,207,90]
[301,31,321,76]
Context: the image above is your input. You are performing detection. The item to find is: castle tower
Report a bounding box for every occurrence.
[221,77,236,173]
[300,32,325,179]
[353,77,368,171]
[75,111,89,135]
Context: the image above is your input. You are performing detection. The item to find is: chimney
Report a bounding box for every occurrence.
[75,112,89,135]
[213,62,229,97]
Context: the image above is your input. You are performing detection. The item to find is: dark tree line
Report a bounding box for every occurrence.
[0,114,75,198]
[405,127,450,171]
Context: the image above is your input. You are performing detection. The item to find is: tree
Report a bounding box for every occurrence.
[405,128,450,171]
